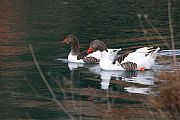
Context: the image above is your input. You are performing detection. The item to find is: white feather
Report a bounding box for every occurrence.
[99,47,160,70]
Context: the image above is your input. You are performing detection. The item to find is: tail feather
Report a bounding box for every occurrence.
[148,47,160,59]
[135,47,153,53]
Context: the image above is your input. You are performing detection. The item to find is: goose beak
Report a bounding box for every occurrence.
[62,37,69,44]
[87,47,93,53]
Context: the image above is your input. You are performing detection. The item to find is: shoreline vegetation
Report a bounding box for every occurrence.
[148,1,180,119]
[150,71,180,120]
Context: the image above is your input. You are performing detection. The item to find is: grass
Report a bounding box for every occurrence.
[149,71,180,120]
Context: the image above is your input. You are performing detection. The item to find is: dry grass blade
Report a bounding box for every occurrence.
[29,44,75,120]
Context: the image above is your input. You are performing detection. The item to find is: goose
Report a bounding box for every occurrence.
[62,34,121,63]
[87,40,160,71]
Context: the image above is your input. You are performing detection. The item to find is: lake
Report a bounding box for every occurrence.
[1,0,180,120]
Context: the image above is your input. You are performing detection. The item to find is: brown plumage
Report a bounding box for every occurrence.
[77,50,89,60]
[121,61,137,70]
[112,53,129,64]
[90,40,108,52]
[62,34,80,55]
[83,57,100,64]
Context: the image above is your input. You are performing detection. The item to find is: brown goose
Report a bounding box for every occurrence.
[62,34,101,63]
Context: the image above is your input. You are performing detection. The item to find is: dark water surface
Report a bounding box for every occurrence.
[1,0,180,120]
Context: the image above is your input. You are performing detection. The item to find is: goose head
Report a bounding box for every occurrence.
[88,40,121,60]
[88,40,108,53]
[62,34,79,44]
[62,34,80,55]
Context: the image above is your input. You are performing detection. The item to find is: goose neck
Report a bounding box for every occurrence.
[71,41,80,55]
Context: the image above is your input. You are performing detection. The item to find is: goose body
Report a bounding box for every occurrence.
[68,48,121,63]
[88,40,160,70]
[100,51,125,70]
[67,50,101,63]
[67,52,84,63]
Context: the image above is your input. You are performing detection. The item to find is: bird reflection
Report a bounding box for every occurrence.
[67,62,156,95]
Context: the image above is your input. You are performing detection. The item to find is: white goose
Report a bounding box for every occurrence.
[62,35,121,63]
[87,40,160,71]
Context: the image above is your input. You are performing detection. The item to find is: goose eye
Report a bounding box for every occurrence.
[113,50,117,52]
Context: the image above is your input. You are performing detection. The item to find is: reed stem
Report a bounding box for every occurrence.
[168,0,177,65]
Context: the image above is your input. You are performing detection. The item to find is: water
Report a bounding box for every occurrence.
[1,0,180,119]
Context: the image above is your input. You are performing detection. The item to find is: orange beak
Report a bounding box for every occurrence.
[87,47,93,54]
[62,37,69,44]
